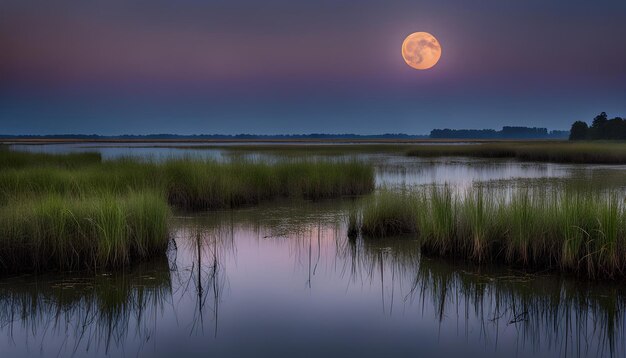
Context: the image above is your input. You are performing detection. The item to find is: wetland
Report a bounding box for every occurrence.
[1,141,626,357]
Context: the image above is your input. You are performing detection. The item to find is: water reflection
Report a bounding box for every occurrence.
[409,258,626,357]
[172,218,231,337]
[375,156,626,191]
[0,258,171,356]
[9,143,228,162]
[1,201,626,357]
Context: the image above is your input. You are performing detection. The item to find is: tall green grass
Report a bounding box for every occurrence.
[0,149,375,272]
[406,142,626,164]
[354,188,626,278]
[0,153,375,210]
[163,159,374,210]
[358,191,419,237]
[0,191,170,273]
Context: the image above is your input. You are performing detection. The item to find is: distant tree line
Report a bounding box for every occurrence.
[430,126,569,139]
[569,112,626,140]
[0,133,430,140]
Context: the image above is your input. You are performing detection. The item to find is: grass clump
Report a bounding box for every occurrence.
[353,187,626,279]
[164,159,374,210]
[0,149,375,273]
[359,191,419,237]
[0,153,375,210]
[406,141,626,164]
[0,191,170,273]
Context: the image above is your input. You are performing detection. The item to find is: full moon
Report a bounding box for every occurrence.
[401,32,441,70]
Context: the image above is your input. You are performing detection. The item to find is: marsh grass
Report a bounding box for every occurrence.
[355,188,626,278]
[0,149,374,272]
[0,191,171,273]
[163,158,374,210]
[406,142,626,164]
[0,151,375,210]
[347,209,360,239]
[360,190,419,237]
[0,145,102,169]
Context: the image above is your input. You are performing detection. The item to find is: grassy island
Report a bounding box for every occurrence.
[0,148,375,273]
[352,188,626,279]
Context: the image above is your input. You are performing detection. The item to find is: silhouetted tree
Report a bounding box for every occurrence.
[590,112,608,139]
[592,112,608,128]
[568,112,626,140]
[605,117,626,140]
[569,121,588,140]
[430,127,566,139]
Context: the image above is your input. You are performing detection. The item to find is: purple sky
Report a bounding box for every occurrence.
[1,0,625,134]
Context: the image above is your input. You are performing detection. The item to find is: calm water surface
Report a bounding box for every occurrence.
[3,144,626,357]
[2,201,625,357]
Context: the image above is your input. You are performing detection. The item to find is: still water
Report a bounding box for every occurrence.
[2,144,626,357]
[2,201,625,357]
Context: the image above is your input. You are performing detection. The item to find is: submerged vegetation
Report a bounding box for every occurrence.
[0,148,374,273]
[354,188,626,279]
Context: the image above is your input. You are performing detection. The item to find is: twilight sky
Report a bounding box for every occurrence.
[1,0,625,135]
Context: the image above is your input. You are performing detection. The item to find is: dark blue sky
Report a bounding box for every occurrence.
[1,0,625,134]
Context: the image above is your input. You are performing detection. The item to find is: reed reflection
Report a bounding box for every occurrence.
[0,257,172,355]
[221,203,626,357]
[2,200,626,357]
[171,217,233,337]
[407,258,626,357]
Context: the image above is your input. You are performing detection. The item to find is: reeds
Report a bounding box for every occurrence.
[163,158,374,210]
[0,149,375,272]
[0,191,171,273]
[0,154,375,210]
[359,191,419,237]
[353,188,626,278]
